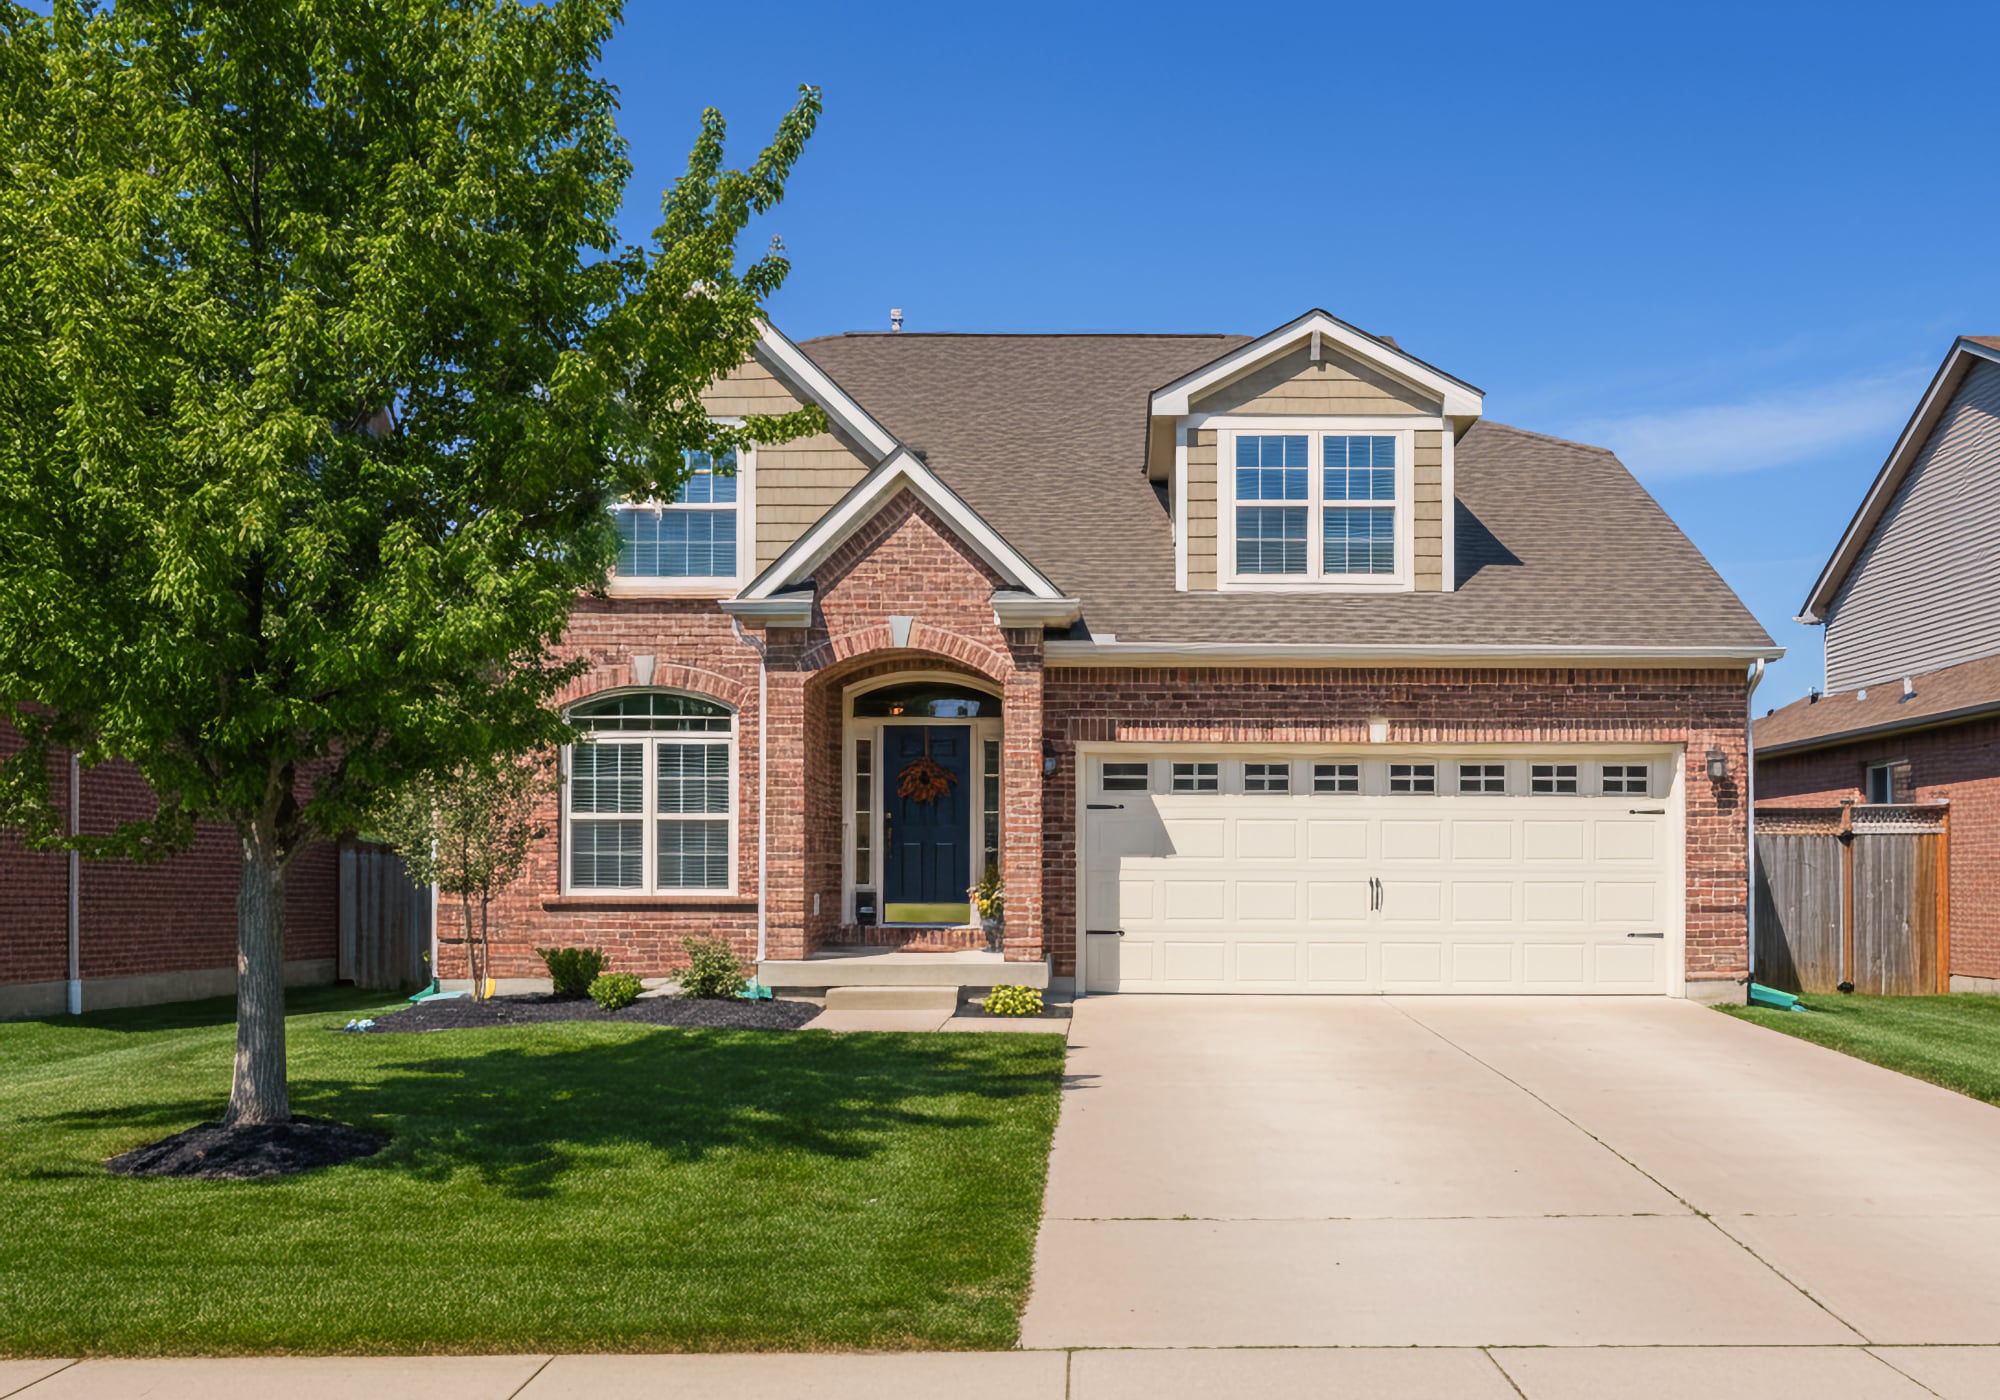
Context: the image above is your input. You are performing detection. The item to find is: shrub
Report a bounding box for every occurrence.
[589,972,645,1011]
[982,984,1043,1017]
[679,936,748,1000]
[536,946,608,997]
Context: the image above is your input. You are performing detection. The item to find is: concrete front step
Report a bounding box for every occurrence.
[760,950,1051,991]
[823,984,963,1013]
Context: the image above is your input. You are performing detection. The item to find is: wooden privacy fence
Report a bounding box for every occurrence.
[338,842,432,989]
[1753,804,1949,995]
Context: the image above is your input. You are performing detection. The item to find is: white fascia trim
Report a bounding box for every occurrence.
[753,319,900,462]
[1150,311,1483,420]
[738,448,1067,602]
[1044,640,1787,666]
[993,592,1083,627]
[1186,413,1447,432]
[1174,423,1189,592]
[1799,337,2000,622]
[1439,426,1457,594]
[719,595,814,626]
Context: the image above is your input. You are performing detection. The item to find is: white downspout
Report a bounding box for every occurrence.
[1745,659,1767,987]
[731,618,770,963]
[66,750,81,1015]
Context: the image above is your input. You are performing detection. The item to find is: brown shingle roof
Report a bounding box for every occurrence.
[1755,652,2000,754]
[1967,336,2000,352]
[799,332,1774,653]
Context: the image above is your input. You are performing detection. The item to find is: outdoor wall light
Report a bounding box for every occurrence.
[1042,739,1059,777]
[1706,745,1729,782]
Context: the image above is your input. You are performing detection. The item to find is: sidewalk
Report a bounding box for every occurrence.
[6,1348,2000,1399]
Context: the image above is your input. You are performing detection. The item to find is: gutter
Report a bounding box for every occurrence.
[1044,639,1785,667]
[1756,696,2000,759]
[730,618,771,963]
[66,751,80,1016]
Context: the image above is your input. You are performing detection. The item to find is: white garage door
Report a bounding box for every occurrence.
[1083,751,1679,994]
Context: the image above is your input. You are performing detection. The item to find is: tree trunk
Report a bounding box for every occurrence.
[462,895,480,1001]
[227,839,289,1125]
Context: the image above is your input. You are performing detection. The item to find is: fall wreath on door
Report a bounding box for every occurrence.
[896,732,959,804]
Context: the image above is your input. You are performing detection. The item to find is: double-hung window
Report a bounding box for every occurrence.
[614,447,741,581]
[565,692,734,893]
[1228,431,1403,584]
[1234,435,1310,575]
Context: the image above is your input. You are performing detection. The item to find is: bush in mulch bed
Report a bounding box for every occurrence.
[106,1115,387,1181]
[371,992,820,1034]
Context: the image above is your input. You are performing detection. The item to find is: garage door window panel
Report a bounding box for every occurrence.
[1601,763,1649,796]
[1459,763,1506,794]
[1102,761,1152,792]
[1172,761,1219,793]
[1313,762,1360,794]
[1390,762,1436,794]
[1243,762,1291,793]
[1531,763,1579,795]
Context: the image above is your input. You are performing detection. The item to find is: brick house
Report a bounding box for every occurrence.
[1757,335,2000,992]
[0,729,339,1018]
[479,309,1776,1002]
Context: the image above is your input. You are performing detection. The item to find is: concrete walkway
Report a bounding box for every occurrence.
[7,1348,2000,1398]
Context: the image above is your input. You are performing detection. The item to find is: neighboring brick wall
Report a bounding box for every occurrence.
[1041,666,1753,985]
[1758,716,2000,980]
[1,726,339,991]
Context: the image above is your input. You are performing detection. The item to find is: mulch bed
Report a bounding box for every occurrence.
[106,1115,387,1181]
[370,993,821,1034]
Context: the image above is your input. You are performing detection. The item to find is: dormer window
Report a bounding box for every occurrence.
[612,446,747,587]
[1221,428,1411,589]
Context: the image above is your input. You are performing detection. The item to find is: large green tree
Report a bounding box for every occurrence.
[0,0,821,1123]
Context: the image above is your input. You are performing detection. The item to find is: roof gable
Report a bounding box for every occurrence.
[1151,310,1482,420]
[1800,335,2000,623]
[737,447,1072,606]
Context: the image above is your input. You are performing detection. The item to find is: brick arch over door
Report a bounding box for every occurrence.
[798,625,1016,685]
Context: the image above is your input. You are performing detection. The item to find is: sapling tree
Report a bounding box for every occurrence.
[370,754,551,1003]
[0,0,823,1124]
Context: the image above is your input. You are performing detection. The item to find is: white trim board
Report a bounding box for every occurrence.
[753,320,900,462]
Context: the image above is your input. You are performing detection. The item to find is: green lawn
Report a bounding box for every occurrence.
[0,986,1066,1356]
[1720,992,2000,1105]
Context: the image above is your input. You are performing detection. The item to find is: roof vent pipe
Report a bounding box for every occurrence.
[1903,677,1915,700]
[890,307,903,333]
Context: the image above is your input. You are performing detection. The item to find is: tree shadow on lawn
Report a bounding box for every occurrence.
[20,984,408,1035]
[28,1029,1066,1199]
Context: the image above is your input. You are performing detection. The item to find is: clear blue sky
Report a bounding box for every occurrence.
[601,0,1998,708]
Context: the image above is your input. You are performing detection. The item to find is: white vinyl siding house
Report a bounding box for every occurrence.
[1823,356,2000,691]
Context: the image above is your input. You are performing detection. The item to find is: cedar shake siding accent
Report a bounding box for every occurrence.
[1188,343,1443,416]
[1186,427,1218,590]
[698,350,876,572]
[1824,358,2000,691]
[1414,429,1444,591]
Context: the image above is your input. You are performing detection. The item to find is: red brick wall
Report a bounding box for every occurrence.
[1,726,338,990]
[1758,717,2000,980]
[1041,667,1753,985]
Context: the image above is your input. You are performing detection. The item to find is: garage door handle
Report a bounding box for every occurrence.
[1088,803,1124,810]
[1626,931,1664,938]
[1086,929,1125,937]
[1628,807,1665,815]
[1369,876,1382,911]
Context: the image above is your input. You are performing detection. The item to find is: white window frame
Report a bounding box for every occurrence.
[1458,762,1507,794]
[1215,420,1416,592]
[1171,760,1219,793]
[561,696,738,896]
[1601,763,1651,797]
[606,419,756,598]
[1312,761,1360,794]
[1530,762,1580,795]
[1242,761,1292,793]
[1101,761,1153,792]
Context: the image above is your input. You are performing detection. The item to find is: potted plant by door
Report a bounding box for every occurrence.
[971,864,1005,953]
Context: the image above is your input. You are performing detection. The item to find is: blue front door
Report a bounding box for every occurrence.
[884,724,971,922]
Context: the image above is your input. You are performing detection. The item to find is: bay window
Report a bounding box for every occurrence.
[565,691,735,893]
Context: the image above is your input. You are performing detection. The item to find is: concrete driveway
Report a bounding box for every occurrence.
[1022,995,2000,1389]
